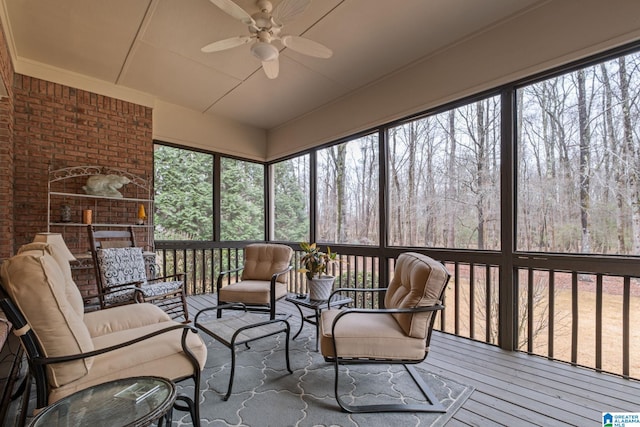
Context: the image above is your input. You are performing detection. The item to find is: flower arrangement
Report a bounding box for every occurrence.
[298,242,338,280]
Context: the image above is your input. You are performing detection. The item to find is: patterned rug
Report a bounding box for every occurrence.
[175,315,474,427]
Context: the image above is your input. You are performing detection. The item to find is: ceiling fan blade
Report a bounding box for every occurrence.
[272,0,311,24]
[201,35,252,53]
[281,35,332,59]
[262,59,279,79]
[208,0,255,25]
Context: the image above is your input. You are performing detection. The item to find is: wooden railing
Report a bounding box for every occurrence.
[154,241,639,380]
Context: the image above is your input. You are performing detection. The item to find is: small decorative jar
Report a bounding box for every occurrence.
[60,204,72,223]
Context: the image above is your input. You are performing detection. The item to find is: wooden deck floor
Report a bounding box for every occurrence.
[187,294,640,426]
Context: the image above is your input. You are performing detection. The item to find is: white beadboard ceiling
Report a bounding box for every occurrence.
[1,0,542,130]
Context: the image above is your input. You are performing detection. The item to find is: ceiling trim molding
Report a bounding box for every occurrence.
[0,0,18,66]
[14,57,155,107]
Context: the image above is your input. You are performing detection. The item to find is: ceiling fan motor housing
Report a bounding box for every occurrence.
[257,0,273,13]
[252,11,272,29]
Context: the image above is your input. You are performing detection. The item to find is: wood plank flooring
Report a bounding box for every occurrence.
[187,294,640,426]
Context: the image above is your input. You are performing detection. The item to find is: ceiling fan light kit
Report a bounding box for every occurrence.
[251,41,278,62]
[202,0,332,79]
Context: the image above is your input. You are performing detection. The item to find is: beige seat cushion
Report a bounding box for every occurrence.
[49,320,208,404]
[0,245,94,387]
[219,280,288,305]
[384,253,449,339]
[241,244,293,283]
[319,309,427,360]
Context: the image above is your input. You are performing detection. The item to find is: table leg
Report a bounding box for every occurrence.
[314,308,320,352]
[158,407,172,426]
[291,303,305,340]
[224,347,237,401]
[284,321,293,373]
[174,395,198,427]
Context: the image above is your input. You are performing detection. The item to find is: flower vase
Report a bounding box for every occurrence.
[308,275,335,301]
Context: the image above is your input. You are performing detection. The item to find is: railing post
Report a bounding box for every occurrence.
[499,87,516,351]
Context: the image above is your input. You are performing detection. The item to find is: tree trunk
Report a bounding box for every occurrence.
[329,145,348,243]
[476,101,486,250]
[577,69,591,254]
[446,110,456,247]
[619,57,640,255]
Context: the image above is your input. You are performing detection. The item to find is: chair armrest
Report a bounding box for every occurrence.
[270,265,293,283]
[219,266,244,277]
[268,265,293,312]
[85,282,145,301]
[326,287,386,309]
[101,280,145,289]
[193,303,248,323]
[331,304,444,321]
[30,323,200,366]
[216,266,244,292]
[149,272,185,282]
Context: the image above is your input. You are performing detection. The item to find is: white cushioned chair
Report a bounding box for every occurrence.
[0,241,206,424]
[216,243,293,319]
[319,252,450,413]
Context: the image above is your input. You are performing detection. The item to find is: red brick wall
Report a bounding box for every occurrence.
[0,18,15,260]
[11,76,153,296]
[12,76,153,245]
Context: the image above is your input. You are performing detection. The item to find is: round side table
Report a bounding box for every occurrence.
[29,376,177,427]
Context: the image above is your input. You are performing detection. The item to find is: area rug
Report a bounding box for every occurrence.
[175,315,474,427]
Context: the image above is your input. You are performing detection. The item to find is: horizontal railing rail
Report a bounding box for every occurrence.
[153,240,639,380]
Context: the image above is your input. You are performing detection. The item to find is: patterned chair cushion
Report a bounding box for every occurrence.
[96,247,183,302]
[103,287,139,305]
[96,247,148,289]
[139,280,183,298]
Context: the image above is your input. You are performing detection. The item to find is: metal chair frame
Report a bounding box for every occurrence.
[0,297,202,426]
[323,285,449,414]
[216,265,292,320]
[88,225,190,321]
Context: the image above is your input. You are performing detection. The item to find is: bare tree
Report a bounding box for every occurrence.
[577,69,592,253]
[618,57,640,255]
[445,110,457,247]
[327,144,347,242]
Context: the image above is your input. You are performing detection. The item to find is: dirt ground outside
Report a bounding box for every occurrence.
[436,271,640,379]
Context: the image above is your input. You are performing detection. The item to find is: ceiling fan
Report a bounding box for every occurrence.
[201,0,333,79]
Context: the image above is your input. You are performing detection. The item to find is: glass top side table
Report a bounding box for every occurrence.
[29,376,176,427]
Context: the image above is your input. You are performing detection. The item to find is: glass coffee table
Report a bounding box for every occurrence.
[286,293,353,351]
[29,376,176,427]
